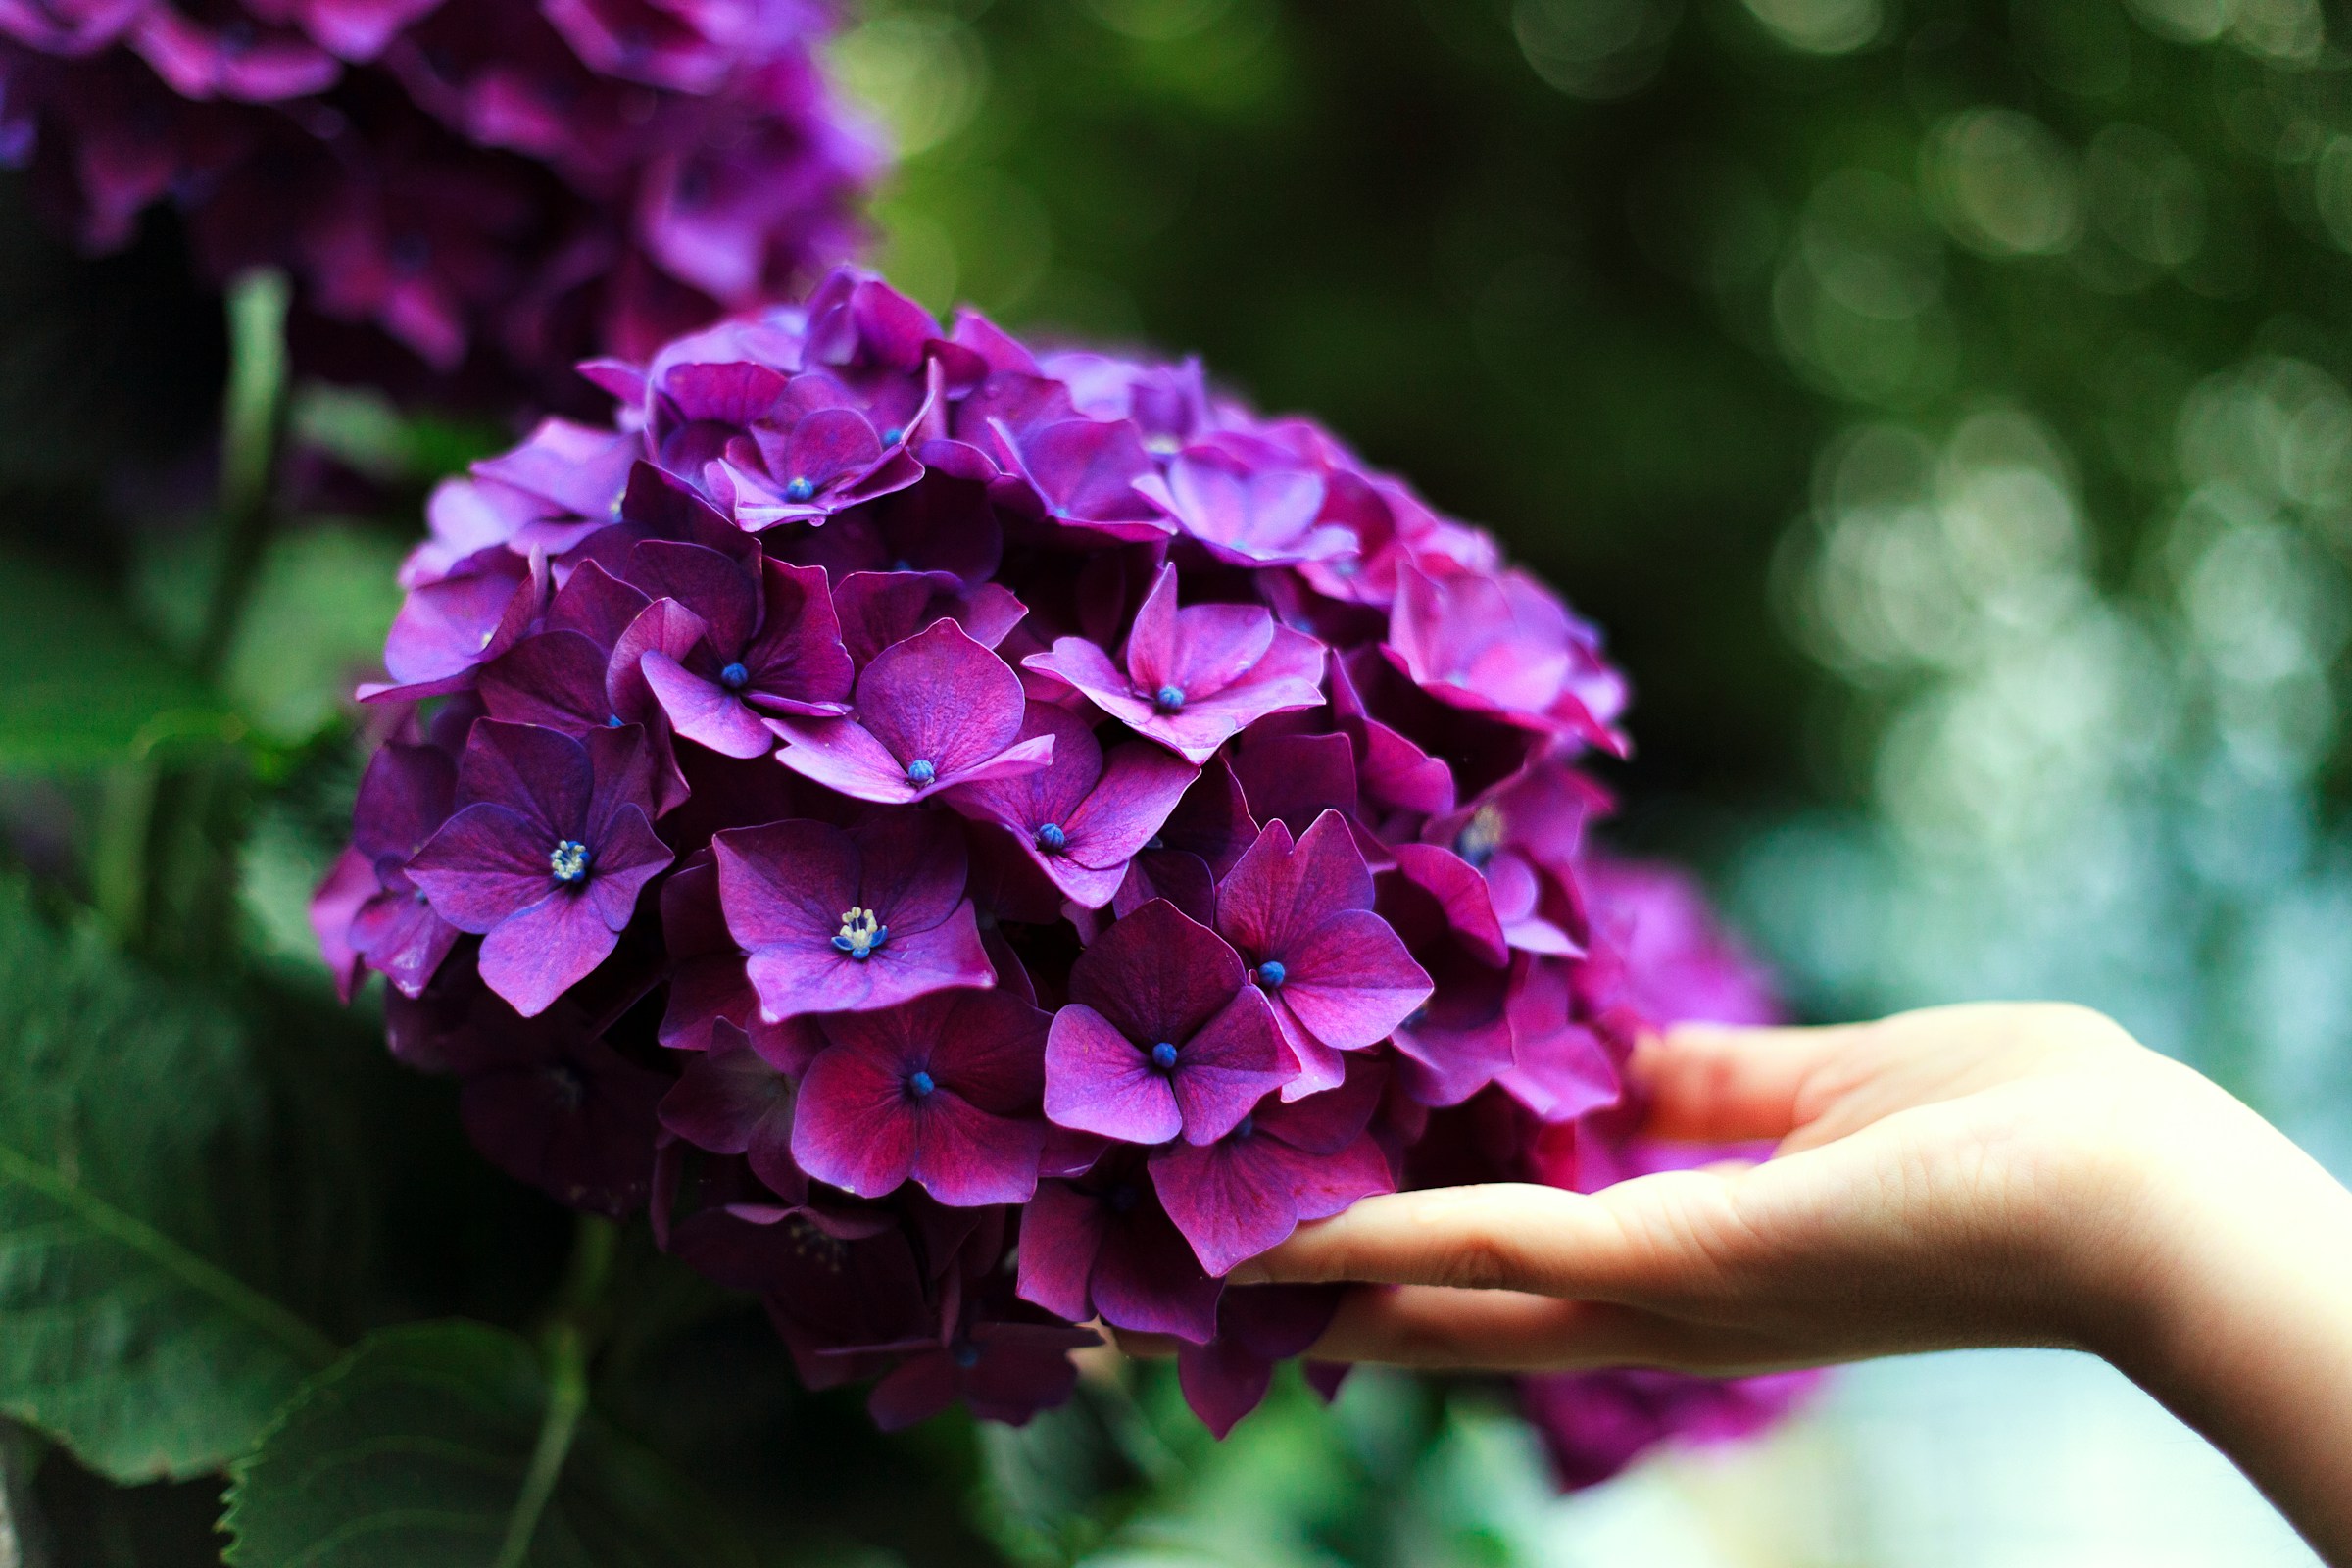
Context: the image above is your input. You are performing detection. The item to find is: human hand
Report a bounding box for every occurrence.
[1236,1001,2352,1563]
[1236,1003,2350,1381]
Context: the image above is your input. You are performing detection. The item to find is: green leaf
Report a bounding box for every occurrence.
[221,1322,757,1568]
[0,550,237,771]
[0,878,336,1480]
[219,523,406,745]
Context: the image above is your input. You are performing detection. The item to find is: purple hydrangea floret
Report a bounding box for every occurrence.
[319,265,1809,1469]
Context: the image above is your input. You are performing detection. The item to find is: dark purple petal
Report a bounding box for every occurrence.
[1066,898,1245,1050]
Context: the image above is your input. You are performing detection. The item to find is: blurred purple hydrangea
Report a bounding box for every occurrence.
[315,265,1814,1472]
[0,0,882,393]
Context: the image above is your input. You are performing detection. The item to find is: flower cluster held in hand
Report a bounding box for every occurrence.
[0,0,879,388]
[316,266,1806,1470]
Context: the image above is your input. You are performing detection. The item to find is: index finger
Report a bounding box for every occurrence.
[1227,1182,1643,1296]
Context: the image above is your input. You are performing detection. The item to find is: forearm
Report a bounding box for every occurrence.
[2103,1122,2352,1566]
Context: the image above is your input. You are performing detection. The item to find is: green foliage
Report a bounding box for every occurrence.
[220,1321,754,1568]
[0,876,336,1482]
[0,548,236,772]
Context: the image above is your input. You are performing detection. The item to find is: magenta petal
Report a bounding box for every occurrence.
[626,539,759,655]
[713,819,858,950]
[791,1045,922,1199]
[641,650,774,759]
[477,890,622,1017]
[1393,843,1512,966]
[1279,910,1432,1052]
[408,803,557,931]
[1176,1336,1275,1440]
[1043,1003,1181,1146]
[907,1096,1044,1206]
[768,714,928,802]
[658,1035,799,1198]
[1014,1179,1107,1323]
[1165,988,1289,1145]
[582,805,671,930]
[1064,743,1198,871]
[455,719,590,831]
[1217,812,1372,957]
[1150,605,1276,703]
[1150,1139,1297,1278]
[744,902,993,1018]
[852,810,973,936]
[855,619,1028,776]
[1067,899,1246,1046]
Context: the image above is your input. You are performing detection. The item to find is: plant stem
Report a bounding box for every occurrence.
[89,761,156,947]
[194,269,292,681]
[491,1215,616,1568]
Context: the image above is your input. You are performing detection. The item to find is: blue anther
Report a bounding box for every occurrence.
[1255,959,1287,989]
[906,759,937,786]
[605,713,624,727]
[951,1342,980,1368]
[549,839,591,885]
[1035,822,1067,855]
[1231,1114,1254,1140]
[783,476,815,504]
[719,662,750,691]
[1152,684,1186,713]
[882,426,905,445]
[1149,1042,1179,1071]
[907,1069,937,1098]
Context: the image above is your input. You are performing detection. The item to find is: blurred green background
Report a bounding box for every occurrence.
[1,0,2348,1561]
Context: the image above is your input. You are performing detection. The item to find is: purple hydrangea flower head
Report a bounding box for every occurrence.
[792,988,1050,1206]
[324,266,1806,1465]
[713,810,992,1018]
[0,0,881,391]
[407,719,672,1015]
[1044,899,1290,1149]
[1026,564,1326,764]
[768,619,1054,803]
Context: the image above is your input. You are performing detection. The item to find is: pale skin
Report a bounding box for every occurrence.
[1227,1004,2352,1566]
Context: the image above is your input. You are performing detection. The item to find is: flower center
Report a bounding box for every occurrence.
[1231,1114,1255,1141]
[550,840,591,885]
[1035,822,1067,855]
[605,713,624,727]
[1255,959,1287,989]
[882,426,906,446]
[832,906,889,959]
[905,759,936,786]
[1149,1041,1179,1071]
[906,1069,937,1099]
[718,662,750,691]
[1402,1005,1429,1031]
[1454,804,1505,870]
[783,476,815,504]
[951,1341,980,1368]
[1152,684,1186,713]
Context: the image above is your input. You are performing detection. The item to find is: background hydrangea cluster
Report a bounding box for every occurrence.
[315,265,1809,1469]
[0,0,879,390]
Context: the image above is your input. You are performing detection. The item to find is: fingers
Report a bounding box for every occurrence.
[1308,1285,1819,1376]
[1632,1021,1875,1143]
[1231,1178,1761,1302]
